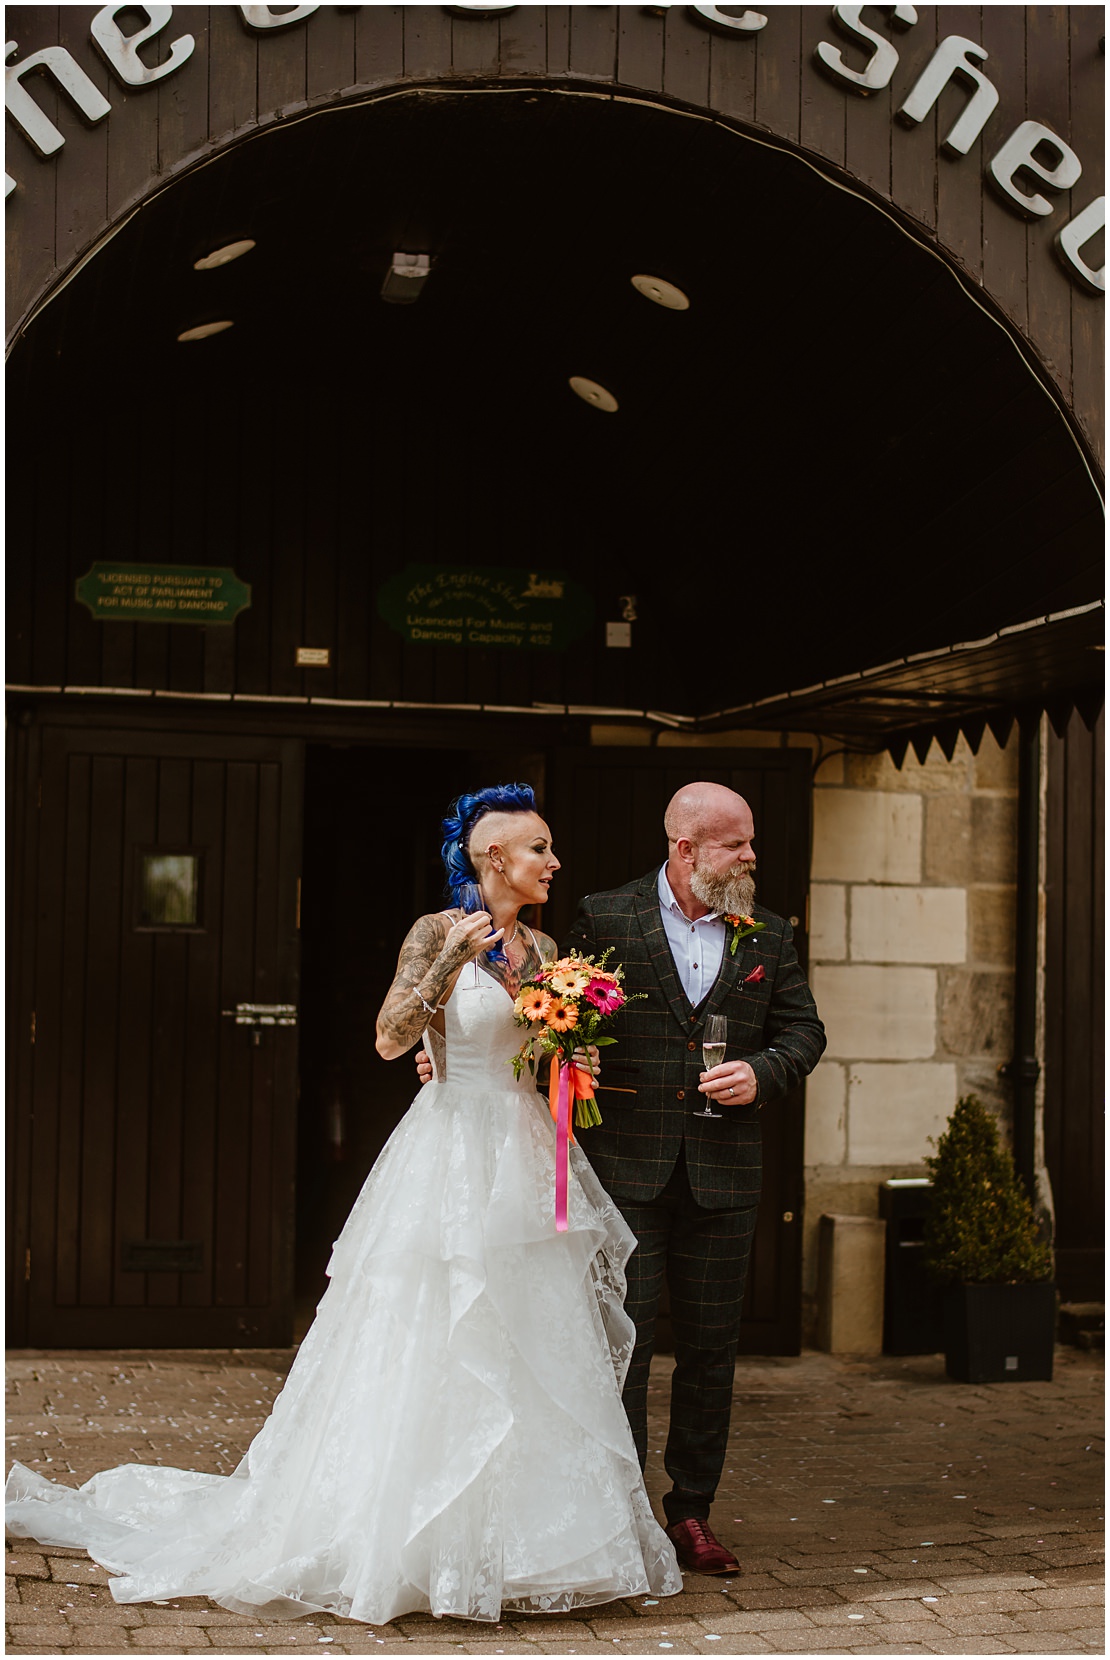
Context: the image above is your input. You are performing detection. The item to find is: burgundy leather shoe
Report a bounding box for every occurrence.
[664,1518,740,1576]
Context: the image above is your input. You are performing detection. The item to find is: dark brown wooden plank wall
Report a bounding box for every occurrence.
[891,5,938,233]
[208,2,259,144]
[355,4,404,92]
[800,8,846,174]
[755,5,801,148]
[77,753,125,1307]
[1043,706,1104,1300]
[1068,6,1105,463]
[146,758,193,1308]
[114,757,158,1310]
[25,734,64,1325]
[158,8,212,178]
[308,3,357,103]
[567,6,617,83]
[215,760,257,1308]
[6,722,41,1338]
[982,5,1030,341]
[1024,6,1071,399]
[663,7,711,108]
[55,6,109,261]
[179,758,224,1310]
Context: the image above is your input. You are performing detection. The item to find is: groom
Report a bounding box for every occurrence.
[562,781,825,1576]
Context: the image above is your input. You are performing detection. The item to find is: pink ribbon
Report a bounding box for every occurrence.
[555,1060,570,1233]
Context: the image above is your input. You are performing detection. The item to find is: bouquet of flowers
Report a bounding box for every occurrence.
[510,951,635,1129]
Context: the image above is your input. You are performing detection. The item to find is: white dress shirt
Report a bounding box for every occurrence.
[657,863,726,1007]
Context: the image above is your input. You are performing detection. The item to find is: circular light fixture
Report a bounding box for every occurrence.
[631,273,690,311]
[176,319,235,343]
[569,376,618,413]
[193,239,256,271]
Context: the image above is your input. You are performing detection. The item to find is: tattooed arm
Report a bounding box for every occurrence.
[408,926,599,1084]
[375,909,505,1060]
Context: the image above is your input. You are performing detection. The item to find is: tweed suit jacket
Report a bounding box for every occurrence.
[563,867,826,1209]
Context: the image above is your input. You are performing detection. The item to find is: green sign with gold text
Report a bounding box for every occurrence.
[377,564,594,651]
[75,562,251,624]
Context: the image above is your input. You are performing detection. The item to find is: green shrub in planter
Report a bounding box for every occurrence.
[923,1095,1055,1382]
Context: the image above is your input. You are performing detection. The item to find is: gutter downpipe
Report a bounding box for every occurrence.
[1003,714,1041,1199]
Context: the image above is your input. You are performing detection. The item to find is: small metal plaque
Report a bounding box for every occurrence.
[295,647,331,667]
[121,1240,204,1273]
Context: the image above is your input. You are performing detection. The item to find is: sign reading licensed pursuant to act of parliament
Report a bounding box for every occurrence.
[75,562,252,624]
[3,5,1103,296]
[377,565,595,651]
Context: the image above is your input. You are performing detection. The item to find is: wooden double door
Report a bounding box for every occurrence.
[8,723,303,1347]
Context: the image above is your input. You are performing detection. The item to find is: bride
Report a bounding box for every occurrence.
[6,782,681,1625]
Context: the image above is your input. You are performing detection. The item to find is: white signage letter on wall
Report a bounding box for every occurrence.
[1056,196,1105,294]
[688,6,767,34]
[989,120,1082,218]
[814,5,918,96]
[898,36,998,155]
[642,5,767,34]
[4,39,111,166]
[90,6,194,88]
[239,5,320,29]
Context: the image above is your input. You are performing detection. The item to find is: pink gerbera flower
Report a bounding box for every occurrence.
[583,979,625,1014]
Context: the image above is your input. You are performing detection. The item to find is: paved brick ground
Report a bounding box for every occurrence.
[6,1345,1102,1656]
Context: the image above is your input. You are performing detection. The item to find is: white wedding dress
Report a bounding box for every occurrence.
[5,958,681,1624]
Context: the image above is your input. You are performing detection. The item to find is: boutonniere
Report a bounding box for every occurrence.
[723,913,766,957]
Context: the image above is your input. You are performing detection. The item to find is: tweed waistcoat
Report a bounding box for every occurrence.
[562,867,826,1208]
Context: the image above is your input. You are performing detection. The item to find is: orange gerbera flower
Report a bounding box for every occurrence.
[516,987,552,1022]
[543,998,578,1033]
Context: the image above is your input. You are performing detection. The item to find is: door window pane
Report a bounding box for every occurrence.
[138,853,201,928]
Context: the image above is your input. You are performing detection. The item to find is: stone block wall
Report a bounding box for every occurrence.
[803,732,1020,1337]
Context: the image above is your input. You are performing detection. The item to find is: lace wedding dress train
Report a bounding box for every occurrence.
[5,961,681,1624]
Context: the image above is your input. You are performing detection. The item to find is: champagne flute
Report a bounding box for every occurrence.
[457,882,506,963]
[693,1014,727,1120]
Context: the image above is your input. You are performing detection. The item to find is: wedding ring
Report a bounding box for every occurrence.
[727,1086,734,1096]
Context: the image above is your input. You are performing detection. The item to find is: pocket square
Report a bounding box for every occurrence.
[743,964,765,985]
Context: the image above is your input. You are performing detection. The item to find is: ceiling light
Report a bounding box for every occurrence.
[631,273,690,310]
[381,252,431,304]
[193,239,256,270]
[176,319,235,342]
[569,376,618,412]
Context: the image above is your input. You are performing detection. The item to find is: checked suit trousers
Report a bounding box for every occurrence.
[616,1145,757,1526]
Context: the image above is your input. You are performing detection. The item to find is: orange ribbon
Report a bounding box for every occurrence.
[547,1060,597,1145]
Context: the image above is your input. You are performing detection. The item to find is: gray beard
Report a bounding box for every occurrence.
[690,864,756,918]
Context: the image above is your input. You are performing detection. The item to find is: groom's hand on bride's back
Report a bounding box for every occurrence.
[414,1048,434,1084]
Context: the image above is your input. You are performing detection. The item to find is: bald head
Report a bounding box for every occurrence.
[665,782,752,848]
[664,782,757,920]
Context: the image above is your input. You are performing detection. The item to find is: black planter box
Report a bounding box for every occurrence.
[943,1282,1057,1383]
